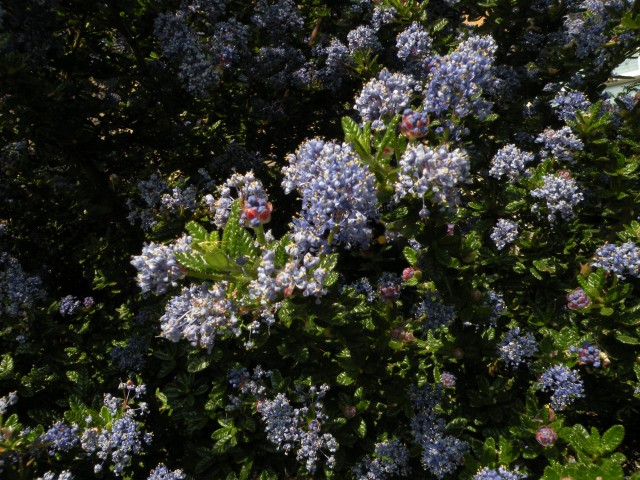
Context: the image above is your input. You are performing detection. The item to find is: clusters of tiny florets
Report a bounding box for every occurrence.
[591,241,640,279]
[538,365,585,410]
[395,144,470,217]
[160,282,239,351]
[0,250,45,318]
[530,173,583,223]
[59,295,81,317]
[472,466,528,480]
[440,372,457,388]
[0,391,17,415]
[484,290,507,326]
[378,272,402,303]
[497,328,538,369]
[489,144,535,182]
[207,171,269,229]
[39,471,73,480]
[409,384,468,478]
[354,69,417,130]
[81,385,152,476]
[347,26,381,53]
[40,421,79,455]
[227,365,272,409]
[570,341,602,367]
[413,292,456,332]
[283,139,378,249]
[423,34,497,119]
[566,287,591,309]
[491,219,519,251]
[396,22,432,73]
[257,385,338,474]
[353,439,411,480]
[147,464,186,480]
[251,0,303,38]
[550,90,592,122]
[536,127,584,163]
[130,238,192,296]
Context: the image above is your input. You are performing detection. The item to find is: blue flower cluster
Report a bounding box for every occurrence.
[347,26,381,53]
[147,464,186,480]
[207,171,270,229]
[489,144,535,182]
[131,237,191,296]
[39,471,73,480]
[536,127,584,163]
[59,295,81,317]
[160,282,239,351]
[497,328,538,369]
[0,391,17,415]
[570,341,602,368]
[257,385,338,474]
[110,336,147,373]
[538,365,585,411]
[396,22,432,74]
[491,219,519,251]
[0,249,45,318]
[413,292,456,332]
[81,385,152,476]
[409,384,468,478]
[227,365,272,409]
[354,69,417,130]
[378,272,402,303]
[423,35,497,119]
[550,90,592,122]
[283,139,378,249]
[40,421,79,455]
[484,290,507,326]
[353,439,411,480]
[566,287,591,309]
[472,466,527,480]
[314,39,350,91]
[251,0,303,39]
[591,241,640,279]
[440,372,457,388]
[530,173,583,223]
[395,144,470,217]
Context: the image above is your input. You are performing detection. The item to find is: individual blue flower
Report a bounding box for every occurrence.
[538,365,584,410]
[354,69,417,130]
[489,144,535,182]
[490,219,518,251]
[497,328,538,369]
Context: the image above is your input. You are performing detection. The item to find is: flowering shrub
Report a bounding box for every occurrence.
[2,0,640,479]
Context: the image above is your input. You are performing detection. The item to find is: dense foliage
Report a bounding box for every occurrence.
[2,0,640,478]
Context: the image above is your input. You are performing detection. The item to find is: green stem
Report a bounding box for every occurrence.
[254,224,267,245]
[187,270,250,284]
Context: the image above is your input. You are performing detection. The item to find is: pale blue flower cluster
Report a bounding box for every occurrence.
[0,250,45,318]
[423,35,497,119]
[251,0,304,39]
[160,282,240,351]
[81,385,152,476]
[491,219,518,251]
[354,69,417,130]
[530,173,583,223]
[347,26,381,53]
[206,171,269,229]
[536,126,584,163]
[489,144,535,182]
[396,22,432,73]
[0,391,17,415]
[40,421,78,455]
[257,385,338,474]
[570,341,601,367]
[409,384,468,479]
[497,328,538,369]
[59,295,81,317]
[147,464,186,480]
[472,466,527,480]
[283,139,378,249]
[413,292,456,332]
[353,439,411,479]
[395,144,470,216]
[591,241,640,279]
[131,237,192,295]
[39,471,73,480]
[538,365,584,410]
[484,290,506,326]
[550,90,592,122]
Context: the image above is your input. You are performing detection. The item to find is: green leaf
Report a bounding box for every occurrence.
[601,425,624,454]
[221,199,242,256]
[616,332,640,344]
[0,354,14,379]
[356,418,367,438]
[403,246,418,265]
[185,221,209,242]
[187,356,211,373]
[337,372,354,386]
[175,251,212,275]
[204,250,230,271]
[239,460,253,480]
